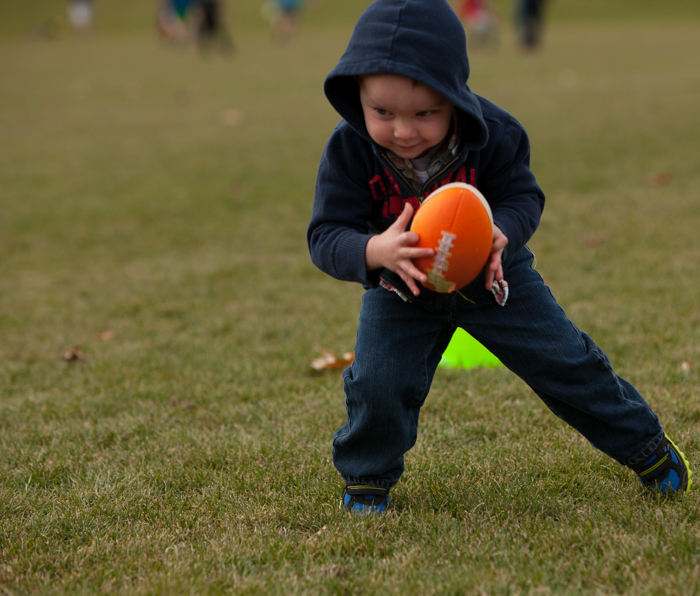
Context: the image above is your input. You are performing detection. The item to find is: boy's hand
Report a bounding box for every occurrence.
[485,225,508,290]
[365,203,434,296]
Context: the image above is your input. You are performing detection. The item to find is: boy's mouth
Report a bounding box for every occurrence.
[394,142,422,154]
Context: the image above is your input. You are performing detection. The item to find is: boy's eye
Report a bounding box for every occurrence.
[374,108,390,116]
[417,110,434,117]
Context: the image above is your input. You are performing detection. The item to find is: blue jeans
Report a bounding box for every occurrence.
[333,247,664,489]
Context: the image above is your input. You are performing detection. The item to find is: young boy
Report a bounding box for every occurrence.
[307,0,691,514]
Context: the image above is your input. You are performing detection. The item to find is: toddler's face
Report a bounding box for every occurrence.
[358,74,454,160]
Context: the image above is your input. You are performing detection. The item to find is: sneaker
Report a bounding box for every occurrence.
[341,484,390,514]
[632,434,692,495]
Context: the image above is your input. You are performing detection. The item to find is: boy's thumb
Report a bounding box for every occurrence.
[396,202,414,228]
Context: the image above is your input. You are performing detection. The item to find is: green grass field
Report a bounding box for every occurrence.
[2,1,700,594]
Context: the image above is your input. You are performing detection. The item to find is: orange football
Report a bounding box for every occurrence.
[410,182,493,293]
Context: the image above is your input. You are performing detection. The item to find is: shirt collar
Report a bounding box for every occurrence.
[385,112,461,193]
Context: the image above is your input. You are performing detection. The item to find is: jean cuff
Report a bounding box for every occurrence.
[619,430,665,468]
[341,476,395,491]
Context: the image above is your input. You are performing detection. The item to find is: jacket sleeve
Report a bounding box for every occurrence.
[307,126,380,286]
[477,113,545,264]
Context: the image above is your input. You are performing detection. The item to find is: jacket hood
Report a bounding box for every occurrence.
[324,0,489,150]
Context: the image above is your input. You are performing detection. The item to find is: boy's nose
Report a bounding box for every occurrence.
[394,120,415,139]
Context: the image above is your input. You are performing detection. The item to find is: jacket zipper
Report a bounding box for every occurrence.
[381,153,461,204]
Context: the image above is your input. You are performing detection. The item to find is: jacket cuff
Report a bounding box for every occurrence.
[335,232,376,286]
[493,213,524,266]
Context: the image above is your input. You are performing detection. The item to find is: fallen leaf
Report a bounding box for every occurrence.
[62,345,84,362]
[582,232,610,248]
[98,329,115,340]
[174,88,192,106]
[222,108,243,126]
[307,525,328,543]
[323,564,346,578]
[169,397,197,410]
[681,361,693,372]
[644,172,672,187]
[311,350,354,371]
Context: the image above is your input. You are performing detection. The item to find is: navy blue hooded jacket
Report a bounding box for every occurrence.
[307,0,545,299]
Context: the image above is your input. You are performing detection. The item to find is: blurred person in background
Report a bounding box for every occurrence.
[262,0,305,43]
[516,0,547,51]
[156,0,198,44]
[458,0,499,49]
[195,0,235,55]
[68,0,94,34]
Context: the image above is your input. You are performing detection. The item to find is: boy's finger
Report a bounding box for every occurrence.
[403,262,428,284]
[404,247,433,260]
[401,230,421,245]
[402,275,421,296]
[485,269,494,290]
[495,262,504,280]
[484,253,504,289]
[399,233,432,252]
